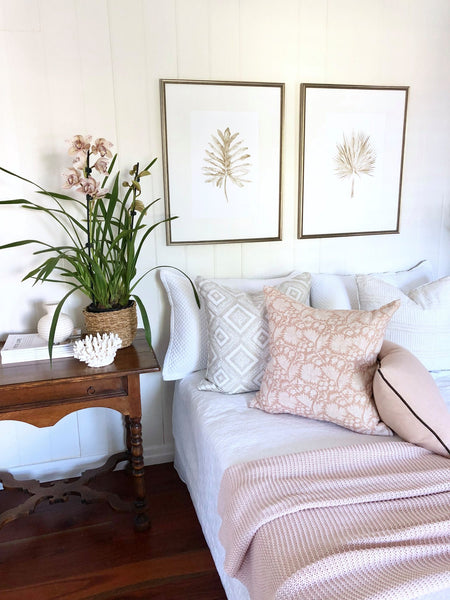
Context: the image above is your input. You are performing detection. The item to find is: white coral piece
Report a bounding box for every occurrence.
[73,332,122,367]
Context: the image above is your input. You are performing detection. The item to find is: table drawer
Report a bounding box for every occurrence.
[0,376,128,409]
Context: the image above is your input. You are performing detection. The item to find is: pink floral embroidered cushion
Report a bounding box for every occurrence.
[251,287,400,435]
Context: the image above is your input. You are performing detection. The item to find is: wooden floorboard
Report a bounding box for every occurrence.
[0,462,227,600]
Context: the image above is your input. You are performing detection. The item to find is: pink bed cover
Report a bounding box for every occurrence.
[219,441,450,600]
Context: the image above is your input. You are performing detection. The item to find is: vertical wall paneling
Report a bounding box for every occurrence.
[293,0,327,274]
[173,1,217,281]
[144,0,187,306]
[208,0,243,278]
[167,0,214,446]
[238,0,299,276]
[40,2,81,141]
[208,0,240,81]
[0,0,40,32]
[0,2,82,472]
[239,0,297,81]
[107,0,166,451]
[0,422,18,471]
[144,0,187,449]
[5,32,50,175]
[73,0,116,136]
[325,0,384,83]
[213,244,243,278]
[77,407,124,457]
[49,413,81,461]
[0,0,448,480]
[297,0,327,82]
[0,25,28,340]
[174,0,210,78]
[18,422,52,468]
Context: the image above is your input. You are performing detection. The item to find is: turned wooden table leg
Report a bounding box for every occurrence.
[124,415,133,475]
[127,416,150,531]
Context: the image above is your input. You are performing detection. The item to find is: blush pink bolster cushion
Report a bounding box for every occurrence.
[373,340,450,457]
[251,287,400,435]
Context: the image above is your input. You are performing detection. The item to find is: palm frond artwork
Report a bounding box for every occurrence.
[202,127,251,202]
[334,130,376,198]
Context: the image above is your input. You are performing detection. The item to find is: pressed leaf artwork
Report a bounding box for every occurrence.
[334,130,376,198]
[203,127,251,201]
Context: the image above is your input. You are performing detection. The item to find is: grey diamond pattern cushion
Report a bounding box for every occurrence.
[197,273,311,393]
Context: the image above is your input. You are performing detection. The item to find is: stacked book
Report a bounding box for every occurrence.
[0,331,81,364]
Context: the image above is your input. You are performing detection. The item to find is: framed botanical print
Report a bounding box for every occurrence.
[298,83,409,239]
[160,79,284,245]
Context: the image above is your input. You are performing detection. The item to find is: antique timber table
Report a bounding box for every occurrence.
[0,329,160,531]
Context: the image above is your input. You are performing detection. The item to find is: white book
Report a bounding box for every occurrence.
[1,331,81,364]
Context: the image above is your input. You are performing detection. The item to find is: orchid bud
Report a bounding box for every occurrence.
[131,199,146,214]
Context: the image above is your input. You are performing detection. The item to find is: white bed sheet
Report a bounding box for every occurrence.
[172,370,450,600]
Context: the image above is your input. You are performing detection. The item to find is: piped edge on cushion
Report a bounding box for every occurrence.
[373,341,450,457]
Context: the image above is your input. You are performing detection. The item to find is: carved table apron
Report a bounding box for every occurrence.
[0,329,160,531]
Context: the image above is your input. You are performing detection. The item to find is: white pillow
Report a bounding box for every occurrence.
[357,275,450,372]
[160,269,308,381]
[160,261,435,380]
[160,268,207,381]
[197,274,311,394]
[311,260,434,310]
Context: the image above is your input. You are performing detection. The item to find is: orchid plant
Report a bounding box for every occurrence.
[0,135,198,357]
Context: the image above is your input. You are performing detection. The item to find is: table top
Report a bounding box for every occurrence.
[0,330,160,388]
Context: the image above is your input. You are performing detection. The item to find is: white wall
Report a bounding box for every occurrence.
[0,0,448,480]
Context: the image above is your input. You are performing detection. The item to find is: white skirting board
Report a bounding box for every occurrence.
[0,442,175,489]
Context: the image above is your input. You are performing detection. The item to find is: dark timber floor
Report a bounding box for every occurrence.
[0,462,227,600]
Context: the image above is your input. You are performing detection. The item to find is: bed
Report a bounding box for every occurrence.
[161,261,450,600]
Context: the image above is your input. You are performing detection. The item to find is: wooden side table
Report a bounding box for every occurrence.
[0,329,160,531]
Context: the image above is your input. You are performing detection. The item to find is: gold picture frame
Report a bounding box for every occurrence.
[160,79,284,245]
[298,83,408,239]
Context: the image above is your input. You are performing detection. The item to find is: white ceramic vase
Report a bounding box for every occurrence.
[37,302,74,344]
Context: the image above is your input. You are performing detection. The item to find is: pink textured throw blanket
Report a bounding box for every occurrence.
[218,442,450,600]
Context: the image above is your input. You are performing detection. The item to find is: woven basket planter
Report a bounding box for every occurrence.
[82,301,137,348]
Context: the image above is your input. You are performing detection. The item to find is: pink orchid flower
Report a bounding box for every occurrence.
[93,157,110,175]
[92,138,113,158]
[78,177,107,198]
[61,167,82,189]
[72,151,87,169]
[67,135,92,156]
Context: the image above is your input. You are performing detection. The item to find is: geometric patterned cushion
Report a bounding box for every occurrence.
[160,269,311,381]
[251,287,399,435]
[197,273,311,393]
